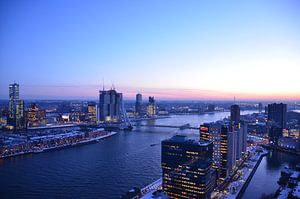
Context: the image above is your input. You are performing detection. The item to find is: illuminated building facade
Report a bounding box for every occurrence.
[99,89,123,122]
[147,96,156,117]
[219,126,237,180]
[8,83,25,130]
[26,103,46,127]
[267,103,287,129]
[162,135,216,199]
[87,102,97,122]
[135,93,142,116]
[200,123,222,170]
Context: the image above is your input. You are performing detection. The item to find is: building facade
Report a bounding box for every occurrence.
[87,102,97,122]
[26,103,46,127]
[8,83,25,130]
[135,93,142,116]
[267,103,287,129]
[230,104,240,123]
[99,89,123,122]
[162,135,216,199]
[147,96,156,117]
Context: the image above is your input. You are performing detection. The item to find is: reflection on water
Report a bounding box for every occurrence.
[242,150,300,199]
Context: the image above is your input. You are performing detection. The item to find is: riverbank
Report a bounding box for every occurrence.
[263,144,300,156]
[0,131,117,159]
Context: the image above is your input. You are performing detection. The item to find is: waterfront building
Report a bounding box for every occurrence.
[147,96,156,117]
[230,104,240,123]
[162,135,216,199]
[267,103,287,129]
[87,102,97,122]
[26,103,46,127]
[278,137,300,152]
[135,93,142,116]
[99,89,123,122]
[200,123,222,170]
[268,125,283,145]
[220,126,237,180]
[7,83,25,130]
[231,122,247,160]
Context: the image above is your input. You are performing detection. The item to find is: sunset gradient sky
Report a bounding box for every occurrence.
[0,0,299,100]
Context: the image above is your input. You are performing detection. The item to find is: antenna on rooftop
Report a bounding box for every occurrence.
[102,78,105,91]
[234,96,236,104]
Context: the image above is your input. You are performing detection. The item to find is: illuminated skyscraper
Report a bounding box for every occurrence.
[87,102,97,122]
[162,135,216,199]
[219,126,237,180]
[135,93,142,116]
[267,103,287,129]
[147,96,156,117]
[200,123,222,170]
[99,89,123,122]
[8,83,25,130]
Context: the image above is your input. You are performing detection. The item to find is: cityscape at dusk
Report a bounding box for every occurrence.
[0,1,300,199]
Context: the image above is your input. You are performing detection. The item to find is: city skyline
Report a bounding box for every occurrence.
[1,0,300,100]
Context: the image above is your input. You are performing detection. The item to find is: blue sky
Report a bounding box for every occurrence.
[0,0,299,100]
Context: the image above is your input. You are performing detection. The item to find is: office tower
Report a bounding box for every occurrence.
[26,103,46,127]
[135,93,142,116]
[220,126,237,180]
[87,102,97,122]
[236,122,247,159]
[162,135,216,199]
[8,83,25,130]
[147,96,156,117]
[267,103,287,128]
[99,89,123,122]
[230,121,247,161]
[258,102,263,113]
[230,104,240,123]
[200,123,222,170]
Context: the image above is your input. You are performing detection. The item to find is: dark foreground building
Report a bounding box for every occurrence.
[267,103,287,129]
[161,135,216,199]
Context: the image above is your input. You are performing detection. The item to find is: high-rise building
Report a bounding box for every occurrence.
[258,102,263,113]
[267,103,287,129]
[200,123,222,170]
[8,83,25,130]
[99,89,123,122]
[26,103,46,127]
[235,122,247,160]
[147,96,156,117]
[230,104,240,123]
[135,93,142,116]
[220,126,237,180]
[162,135,216,199]
[87,102,97,122]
